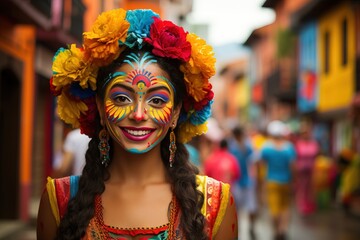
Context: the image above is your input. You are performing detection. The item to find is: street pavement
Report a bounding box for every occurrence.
[239,204,360,240]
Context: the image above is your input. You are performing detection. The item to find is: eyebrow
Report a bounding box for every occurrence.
[147,86,171,95]
[111,83,135,93]
[112,83,170,93]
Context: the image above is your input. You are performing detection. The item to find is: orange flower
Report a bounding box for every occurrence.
[83,9,130,66]
[180,33,216,102]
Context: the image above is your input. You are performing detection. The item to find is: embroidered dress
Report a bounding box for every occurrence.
[46,175,230,239]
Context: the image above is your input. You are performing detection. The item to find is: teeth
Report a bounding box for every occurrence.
[125,129,151,136]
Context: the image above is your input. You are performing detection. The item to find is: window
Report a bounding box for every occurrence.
[324,31,330,74]
[341,18,348,66]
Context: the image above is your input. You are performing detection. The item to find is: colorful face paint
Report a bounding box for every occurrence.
[102,52,177,154]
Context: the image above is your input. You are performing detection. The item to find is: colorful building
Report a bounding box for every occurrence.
[292,0,359,155]
[244,0,310,132]
[298,21,318,113]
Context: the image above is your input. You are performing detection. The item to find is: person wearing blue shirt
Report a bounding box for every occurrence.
[228,126,258,239]
[259,120,296,240]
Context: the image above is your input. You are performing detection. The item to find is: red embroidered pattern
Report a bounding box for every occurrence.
[203,177,222,238]
[82,195,180,239]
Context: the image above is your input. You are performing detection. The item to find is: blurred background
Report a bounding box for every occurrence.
[0,0,360,239]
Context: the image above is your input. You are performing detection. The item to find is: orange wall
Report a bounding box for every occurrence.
[122,0,162,16]
[0,20,36,220]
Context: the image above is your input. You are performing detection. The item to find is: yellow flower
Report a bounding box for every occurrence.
[52,44,98,91]
[57,92,88,128]
[186,33,216,78]
[83,8,130,66]
[181,70,207,102]
[178,121,208,143]
[180,33,216,102]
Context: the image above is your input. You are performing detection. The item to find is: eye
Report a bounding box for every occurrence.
[112,94,132,105]
[147,97,167,107]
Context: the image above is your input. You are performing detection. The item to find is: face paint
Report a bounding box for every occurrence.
[102,52,177,154]
[105,81,134,123]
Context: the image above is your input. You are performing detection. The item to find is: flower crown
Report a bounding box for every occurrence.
[50,8,216,143]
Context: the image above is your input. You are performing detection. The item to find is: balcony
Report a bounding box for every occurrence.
[1,0,85,50]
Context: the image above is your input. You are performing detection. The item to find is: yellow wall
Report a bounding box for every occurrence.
[318,3,355,112]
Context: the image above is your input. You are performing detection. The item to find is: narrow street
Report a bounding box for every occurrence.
[2,202,360,240]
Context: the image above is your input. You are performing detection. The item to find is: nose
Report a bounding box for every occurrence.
[130,102,148,122]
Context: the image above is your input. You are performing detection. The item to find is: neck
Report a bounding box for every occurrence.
[107,143,168,185]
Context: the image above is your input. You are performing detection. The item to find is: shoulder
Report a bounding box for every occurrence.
[46,176,80,225]
[196,175,233,237]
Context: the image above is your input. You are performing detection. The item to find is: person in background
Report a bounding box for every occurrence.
[52,128,91,177]
[259,120,296,240]
[204,138,241,188]
[37,8,237,240]
[312,152,334,210]
[294,122,319,215]
[203,118,240,188]
[228,126,258,239]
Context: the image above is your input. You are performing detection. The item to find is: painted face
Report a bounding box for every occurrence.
[102,52,177,154]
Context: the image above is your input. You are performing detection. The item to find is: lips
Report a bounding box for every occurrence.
[120,126,155,141]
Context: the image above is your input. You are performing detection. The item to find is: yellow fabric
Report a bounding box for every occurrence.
[196,175,230,237]
[46,177,60,226]
[266,181,290,217]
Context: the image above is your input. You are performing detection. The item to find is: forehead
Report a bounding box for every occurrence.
[105,58,173,91]
[118,61,169,79]
[117,63,171,87]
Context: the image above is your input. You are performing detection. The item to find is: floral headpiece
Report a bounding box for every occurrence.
[50,8,216,143]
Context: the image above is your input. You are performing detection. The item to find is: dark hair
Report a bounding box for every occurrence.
[232,126,244,138]
[55,48,207,240]
[220,138,228,149]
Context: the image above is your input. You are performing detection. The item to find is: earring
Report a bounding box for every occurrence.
[98,128,110,167]
[169,124,177,167]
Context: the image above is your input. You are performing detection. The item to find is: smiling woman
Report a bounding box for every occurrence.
[100,51,178,154]
[37,8,238,240]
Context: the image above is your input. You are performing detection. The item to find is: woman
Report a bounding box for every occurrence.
[37,8,238,240]
[294,123,319,215]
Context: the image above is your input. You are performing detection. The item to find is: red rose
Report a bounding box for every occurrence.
[193,84,214,110]
[145,18,191,62]
[79,97,98,137]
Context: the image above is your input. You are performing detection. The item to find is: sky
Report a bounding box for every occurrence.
[189,0,275,46]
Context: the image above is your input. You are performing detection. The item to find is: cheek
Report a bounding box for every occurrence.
[148,102,173,125]
[105,99,133,123]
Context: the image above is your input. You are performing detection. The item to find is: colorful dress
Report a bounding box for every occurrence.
[46,175,230,239]
[295,139,319,215]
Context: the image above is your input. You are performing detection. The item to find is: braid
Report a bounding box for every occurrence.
[161,132,208,240]
[55,122,109,239]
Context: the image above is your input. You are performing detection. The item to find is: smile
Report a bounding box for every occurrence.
[125,129,151,136]
[120,127,155,141]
